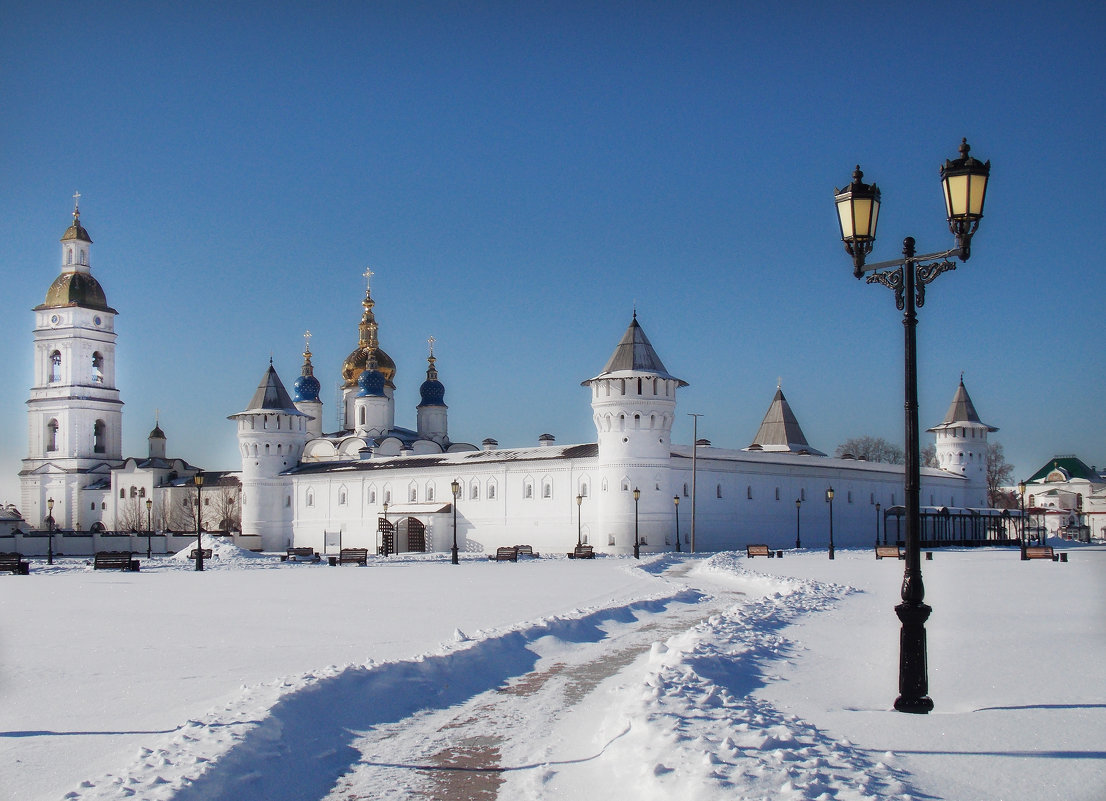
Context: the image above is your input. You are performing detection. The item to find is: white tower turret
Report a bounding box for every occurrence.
[582,314,686,554]
[416,336,449,446]
[229,362,309,550]
[353,351,391,439]
[21,195,124,530]
[927,377,996,507]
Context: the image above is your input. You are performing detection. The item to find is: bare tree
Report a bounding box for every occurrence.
[170,494,200,533]
[987,442,1015,507]
[921,443,939,468]
[115,496,144,532]
[209,484,241,532]
[835,436,905,464]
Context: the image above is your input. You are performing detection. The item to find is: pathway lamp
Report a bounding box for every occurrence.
[382,501,390,557]
[194,473,204,571]
[576,494,583,548]
[633,487,641,560]
[146,498,153,559]
[1017,481,1027,551]
[826,487,835,560]
[795,498,802,549]
[451,480,460,565]
[876,502,882,547]
[834,138,990,715]
[673,495,681,552]
[46,497,55,565]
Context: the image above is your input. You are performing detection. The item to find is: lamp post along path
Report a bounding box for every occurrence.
[450,480,460,565]
[46,497,55,565]
[632,487,641,560]
[194,473,205,571]
[834,139,990,715]
[673,495,681,552]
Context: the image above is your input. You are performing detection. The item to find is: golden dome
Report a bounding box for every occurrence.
[342,346,396,388]
[35,271,116,312]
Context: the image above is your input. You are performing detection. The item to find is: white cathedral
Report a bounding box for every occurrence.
[16,200,1000,557]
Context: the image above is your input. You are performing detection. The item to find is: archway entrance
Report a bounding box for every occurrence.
[397,517,426,553]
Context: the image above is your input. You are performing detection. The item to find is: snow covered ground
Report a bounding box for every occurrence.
[2,538,1103,800]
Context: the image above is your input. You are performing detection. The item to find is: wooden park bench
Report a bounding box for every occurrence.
[746,544,782,558]
[0,552,30,575]
[514,544,539,558]
[875,545,906,560]
[93,551,139,571]
[489,546,518,562]
[281,547,320,562]
[333,548,368,566]
[567,545,595,559]
[1023,545,1063,562]
[189,548,213,560]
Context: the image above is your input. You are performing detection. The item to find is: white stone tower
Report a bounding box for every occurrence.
[229,362,309,550]
[416,337,448,446]
[292,331,323,438]
[353,352,392,438]
[20,196,124,530]
[583,314,687,553]
[927,377,996,507]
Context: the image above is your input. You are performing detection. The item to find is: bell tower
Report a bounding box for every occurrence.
[20,195,124,530]
[927,377,996,507]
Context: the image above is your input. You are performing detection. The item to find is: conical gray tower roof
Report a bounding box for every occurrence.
[582,314,687,386]
[231,363,308,417]
[927,379,997,432]
[745,387,825,455]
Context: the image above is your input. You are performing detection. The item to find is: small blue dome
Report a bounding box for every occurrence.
[419,378,445,407]
[293,373,321,402]
[358,367,386,397]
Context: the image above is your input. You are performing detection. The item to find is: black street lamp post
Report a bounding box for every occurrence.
[1018,481,1027,554]
[826,487,835,560]
[451,480,460,565]
[835,138,990,715]
[46,497,55,565]
[146,498,153,559]
[632,487,641,560]
[576,493,583,548]
[877,502,884,546]
[795,498,802,549]
[382,501,390,557]
[673,495,681,552]
[194,473,205,571]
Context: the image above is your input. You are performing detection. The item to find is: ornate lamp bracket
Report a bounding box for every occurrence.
[914,259,957,307]
[866,267,906,310]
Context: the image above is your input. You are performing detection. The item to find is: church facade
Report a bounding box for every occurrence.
[18,201,996,556]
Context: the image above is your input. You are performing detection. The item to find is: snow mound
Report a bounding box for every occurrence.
[169,534,273,567]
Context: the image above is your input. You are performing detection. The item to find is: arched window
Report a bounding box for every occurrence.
[524,480,534,499]
[409,486,417,502]
[306,490,315,508]
[717,484,723,498]
[93,420,106,453]
[46,419,59,451]
[338,489,347,506]
[746,486,752,499]
[138,487,145,498]
[487,481,496,500]
[359,407,366,425]
[470,483,478,500]
[130,486,137,497]
[119,488,125,499]
[775,487,780,501]
[49,351,62,383]
[92,352,104,384]
[579,483,588,497]
[683,483,689,497]
[542,481,552,499]
[66,247,73,265]
[427,484,435,502]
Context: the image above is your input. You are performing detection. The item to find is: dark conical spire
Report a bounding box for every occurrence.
[238,364,306,416]
[583,315,687,386]
[927,378,997,432]
[746,385,825,455]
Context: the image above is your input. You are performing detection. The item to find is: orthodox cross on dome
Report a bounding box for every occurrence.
[303,329,313,356]
[427,335,435,358]
[363,266,374,292]
[72,190,81,219]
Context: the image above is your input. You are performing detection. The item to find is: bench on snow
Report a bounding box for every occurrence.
[490,547,518,562]
[1023,545,1066,562]
[0,552,30,575]
[281,547,320,562]
[331,548,368,566]
[875,545,905,560]
[567,545,595,559]
[514,544,539,558]
[93,551,139,571]
[746,544,782,558]
[189,548,213,560]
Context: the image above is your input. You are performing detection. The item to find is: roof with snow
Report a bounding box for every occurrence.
[582,315,687,386]
[744,387,825,456]
[927,379,997,432]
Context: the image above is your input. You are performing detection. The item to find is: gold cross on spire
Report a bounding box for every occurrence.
[363,266,374,292]
[427,335,435,358]
[72,190,81,215]
[304,329,312,350]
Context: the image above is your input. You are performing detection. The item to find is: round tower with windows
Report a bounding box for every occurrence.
[582,314,686,553]
[927,377,996,507]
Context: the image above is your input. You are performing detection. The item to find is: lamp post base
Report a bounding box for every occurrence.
[451,545,459,565]
[894,599,933,714]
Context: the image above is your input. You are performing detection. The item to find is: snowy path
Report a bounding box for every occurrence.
[63,555,927,801]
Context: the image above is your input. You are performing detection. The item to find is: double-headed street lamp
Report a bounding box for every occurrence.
[146,497,153,559]
[632,487,641,560]
[795,498,802,549]
[673,495,681,552]
[46,497,55,565]
[194,473,205,571]
[450,479,460,565]
[826,487,835,560]
[835,138,990,715]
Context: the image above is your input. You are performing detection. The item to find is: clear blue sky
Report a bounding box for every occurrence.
[2,1,1104,505]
